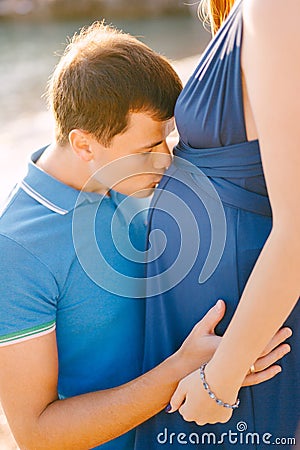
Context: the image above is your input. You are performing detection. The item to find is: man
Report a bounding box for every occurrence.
[0,23,289,450]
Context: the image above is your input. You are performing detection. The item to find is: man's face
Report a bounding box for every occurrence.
[89,112,174,197]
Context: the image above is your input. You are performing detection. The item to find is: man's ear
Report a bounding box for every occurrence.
[69,129,94,162]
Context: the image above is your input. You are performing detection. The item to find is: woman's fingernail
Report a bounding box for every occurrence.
[165,404,172,413]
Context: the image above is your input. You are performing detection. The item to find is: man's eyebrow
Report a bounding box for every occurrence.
[140,140,163,150]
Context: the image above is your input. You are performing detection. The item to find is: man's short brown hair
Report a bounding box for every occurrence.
[47,22,183,146]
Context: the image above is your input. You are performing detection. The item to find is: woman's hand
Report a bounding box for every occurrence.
[168,327,292,425]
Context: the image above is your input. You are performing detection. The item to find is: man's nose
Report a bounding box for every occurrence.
[152,142,172,171]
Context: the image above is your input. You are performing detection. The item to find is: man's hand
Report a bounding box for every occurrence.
[174,300,225,373]
[168,325,291,425]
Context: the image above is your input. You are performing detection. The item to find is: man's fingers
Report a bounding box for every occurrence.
[255,343,290,372]
[259,327,292,357]
[192,300,226,335]
[243,365,282,387]
[243,343,291,387]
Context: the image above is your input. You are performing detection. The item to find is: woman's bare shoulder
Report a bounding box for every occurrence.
[243,0,300,40]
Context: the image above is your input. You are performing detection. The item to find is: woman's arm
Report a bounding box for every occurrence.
[0,300,291,449]
[0,301,226,450]
[168,0,300,424]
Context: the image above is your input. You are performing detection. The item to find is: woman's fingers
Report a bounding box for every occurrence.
[168,381,187,413]
[259,327,292,357]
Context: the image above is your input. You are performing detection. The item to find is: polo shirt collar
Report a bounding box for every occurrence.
[20,146,105,215]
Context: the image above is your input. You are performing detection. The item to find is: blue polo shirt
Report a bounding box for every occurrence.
[0,147,149,450]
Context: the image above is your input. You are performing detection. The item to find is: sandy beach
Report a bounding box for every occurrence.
[0,55,199,449]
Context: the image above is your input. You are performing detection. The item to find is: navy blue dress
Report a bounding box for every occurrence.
[135,1,300,448]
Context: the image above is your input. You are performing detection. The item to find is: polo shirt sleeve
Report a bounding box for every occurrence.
[0,234,58,347]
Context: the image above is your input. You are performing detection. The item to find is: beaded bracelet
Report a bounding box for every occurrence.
[199,363,240,410]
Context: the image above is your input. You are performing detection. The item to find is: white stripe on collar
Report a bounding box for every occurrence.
[20,181,69,215]
[0,183,21,218]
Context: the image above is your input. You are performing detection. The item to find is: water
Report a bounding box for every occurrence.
[0,13,210,126]
[0,13,211,201]
[0,14,209,443]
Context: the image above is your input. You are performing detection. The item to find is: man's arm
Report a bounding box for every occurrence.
[0,300,289,450]
[0,301,224,450]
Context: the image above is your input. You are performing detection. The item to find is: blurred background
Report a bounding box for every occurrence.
[0,0,212,203]
[0,1,211,448]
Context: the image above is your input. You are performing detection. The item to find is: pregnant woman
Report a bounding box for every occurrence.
[135,0,300,448]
